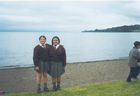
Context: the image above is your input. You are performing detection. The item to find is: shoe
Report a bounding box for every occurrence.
[132,78,139,80]
[56,86,61,90]
[37,88,41,93]
[52,86,56,91]
[44,87,49,92]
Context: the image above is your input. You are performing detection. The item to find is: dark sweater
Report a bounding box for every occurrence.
[49,45,66,67]
[33,44,50,67]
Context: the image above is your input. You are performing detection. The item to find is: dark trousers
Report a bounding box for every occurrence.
[127,66,140,82]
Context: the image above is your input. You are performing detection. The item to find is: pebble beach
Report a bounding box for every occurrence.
[0,59,137,94]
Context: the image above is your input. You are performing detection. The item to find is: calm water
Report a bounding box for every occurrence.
[0,32,140,69]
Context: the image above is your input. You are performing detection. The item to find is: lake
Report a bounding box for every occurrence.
[0,32,140,69]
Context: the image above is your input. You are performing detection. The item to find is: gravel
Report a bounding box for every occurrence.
[0,59,136,94]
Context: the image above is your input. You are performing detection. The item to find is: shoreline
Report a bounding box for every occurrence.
[0,58,128,70]
[1,59,135,94]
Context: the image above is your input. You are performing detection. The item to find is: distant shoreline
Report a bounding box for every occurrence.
[82,24,140,32]
[82,31,140,33]
[82,31,133,33]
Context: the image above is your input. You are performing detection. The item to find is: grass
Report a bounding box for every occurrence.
[3,80,140,96]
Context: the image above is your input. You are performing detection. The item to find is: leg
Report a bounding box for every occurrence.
[52,77,57,82]
[56,76,61,90]
[133,66,140,78]
[57,76,61,81]
[127,67,135,82]
[43,72,47,83]
[52,77,57,91]
[37,72,42,93]
[136,66,140,77]
[43,72,49,92]
[37,72,42,84]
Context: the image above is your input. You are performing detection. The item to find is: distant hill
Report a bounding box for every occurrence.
[82,24,140,32]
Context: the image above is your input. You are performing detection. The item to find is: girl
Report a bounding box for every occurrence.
[49,36,66,91]
[33,36,50,93]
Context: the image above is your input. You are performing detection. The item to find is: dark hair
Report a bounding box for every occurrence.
[52,36,60,45]
[134,41,140,47]
[39,35,46,40]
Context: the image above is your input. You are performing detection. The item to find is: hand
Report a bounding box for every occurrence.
[60,44,64,47]
[63,67,65,69]
[36,67,39,70]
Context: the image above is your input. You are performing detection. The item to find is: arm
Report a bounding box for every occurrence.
[48,44,50,60]
[133,50,140,59]
[33,47,39,67]
[62,48,66,69]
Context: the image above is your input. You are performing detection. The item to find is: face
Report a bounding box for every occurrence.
[39,37,46,45]
[137,45,140,48]
[53,38,59,45]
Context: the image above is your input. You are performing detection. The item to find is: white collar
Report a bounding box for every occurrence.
[53,44,60,49]
[39,43,46,48]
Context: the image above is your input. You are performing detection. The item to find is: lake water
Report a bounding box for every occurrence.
[0,32,140,69]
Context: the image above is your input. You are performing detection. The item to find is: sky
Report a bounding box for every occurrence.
[0,1,140,32]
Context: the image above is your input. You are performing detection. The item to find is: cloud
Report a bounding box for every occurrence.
[0,1,140,32]
[0,15,42,23]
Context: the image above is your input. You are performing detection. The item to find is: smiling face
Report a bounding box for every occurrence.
[39,37,46,45]
[53,38,59,46]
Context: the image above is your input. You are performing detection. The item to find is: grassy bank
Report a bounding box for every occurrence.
[3,79,140,96]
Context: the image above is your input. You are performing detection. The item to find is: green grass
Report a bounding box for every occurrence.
[3,80,140,96]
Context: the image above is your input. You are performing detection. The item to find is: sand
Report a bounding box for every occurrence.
[0,59,136,94]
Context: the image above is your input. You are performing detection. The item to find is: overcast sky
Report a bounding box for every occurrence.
[0,1,140,32]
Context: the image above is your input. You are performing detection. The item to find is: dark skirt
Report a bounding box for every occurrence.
[34,61,49,73]
[48,61,65,77]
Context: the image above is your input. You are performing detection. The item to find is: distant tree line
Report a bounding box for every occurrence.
[82,24,140,32]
